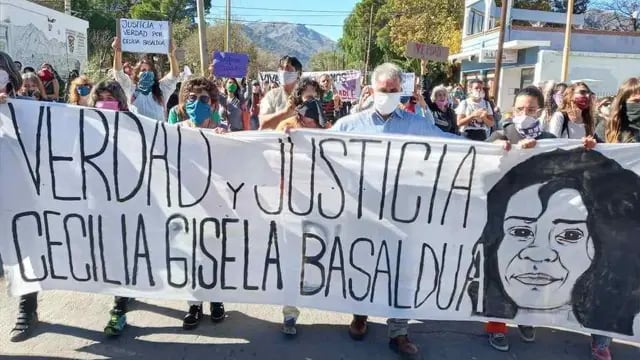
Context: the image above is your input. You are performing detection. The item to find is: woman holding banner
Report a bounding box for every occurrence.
[0,51,40,343]
[111,36,179,122]
[167,77,226,132]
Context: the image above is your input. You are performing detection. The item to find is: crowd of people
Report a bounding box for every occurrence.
[0,34,639,360]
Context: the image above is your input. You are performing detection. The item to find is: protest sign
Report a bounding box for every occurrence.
[1,100,640,342]
[402,73,416,96]
[405,41,449,62]
[258,70,362,101]
[119,19,170,54]
[213,52,250,78]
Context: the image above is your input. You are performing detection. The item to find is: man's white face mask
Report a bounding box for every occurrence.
[373,91,402,115]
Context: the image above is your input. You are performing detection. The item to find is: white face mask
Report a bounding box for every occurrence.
[373,91,402,115]
[470,90,484,100]
[600,105,611,117]
[278,70,298,86]
[0,70,9,91]
[512,115,542,139]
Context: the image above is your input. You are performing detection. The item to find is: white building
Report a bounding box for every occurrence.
[0,0,89,77]
[450,0,640,111]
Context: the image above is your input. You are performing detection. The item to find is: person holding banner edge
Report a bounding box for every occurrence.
[0,52,42,343]
[111,36,179,122]
[331,62,459,359]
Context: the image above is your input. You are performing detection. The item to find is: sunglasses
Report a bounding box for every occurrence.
[188,95,210,103]
[576,89,591,96]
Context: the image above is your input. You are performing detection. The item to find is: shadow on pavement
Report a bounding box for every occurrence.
[4,311,639,360]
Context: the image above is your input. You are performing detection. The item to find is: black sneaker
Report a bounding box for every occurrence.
[488,332,510,352]
[183,305,203,330]
[517,325,536,343]
[211,302,225,323]
[10,297,39,342]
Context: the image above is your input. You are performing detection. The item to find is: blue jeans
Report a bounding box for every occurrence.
[592,334,611,347]
[250,114,259,130]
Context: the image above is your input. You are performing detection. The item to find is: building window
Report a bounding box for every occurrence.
[467,9,485,35]
[520,68,535,89]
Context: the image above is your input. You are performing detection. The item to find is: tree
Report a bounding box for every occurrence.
[552,0,591,13]
[308,50,347,71]
[378,0,464,58]
[592,0,640,31]
[130,0,211,23]
[338,0,388,74]
[182,22,265,78]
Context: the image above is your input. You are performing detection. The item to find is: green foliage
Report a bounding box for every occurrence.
[309,51,347,71]
[182,22,267,78]
[130,0,212,23]
[338,0,388,74]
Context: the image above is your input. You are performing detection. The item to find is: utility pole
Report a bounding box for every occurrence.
[196,0,208,76]
[225,0,231,52]
[64,0,71,14]
[561,0,576,82]
[493,0,509,105]
[364,4,374,82]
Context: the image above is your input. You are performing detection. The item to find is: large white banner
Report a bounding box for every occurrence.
[1,101,640,342]
[259,70,361,101]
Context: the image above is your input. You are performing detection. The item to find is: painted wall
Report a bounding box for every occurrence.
[534,50,640,96]
[0,0,89,76]
[510,28,640,55]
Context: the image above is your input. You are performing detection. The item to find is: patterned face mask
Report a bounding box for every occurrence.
[512,115,542,139]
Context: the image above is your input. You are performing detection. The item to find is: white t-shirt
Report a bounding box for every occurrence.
[259,87,289,116]
[113,69,177,122]
[548,111,586,139]
[455,98,493,133]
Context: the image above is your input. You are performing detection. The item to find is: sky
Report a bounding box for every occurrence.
[206,0,359,41]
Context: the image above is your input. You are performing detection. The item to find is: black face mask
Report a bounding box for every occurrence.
[25,90,36,97]
[626,102,640,129]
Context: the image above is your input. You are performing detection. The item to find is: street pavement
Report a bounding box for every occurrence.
[0,277,638,359]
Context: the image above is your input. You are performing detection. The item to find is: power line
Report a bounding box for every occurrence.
[209,13,346,17]
[206,17,346,27]
[209,5,352,14]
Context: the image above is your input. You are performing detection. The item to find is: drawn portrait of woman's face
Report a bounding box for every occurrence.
[497,183,595,310]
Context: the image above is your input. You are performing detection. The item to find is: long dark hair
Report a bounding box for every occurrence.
[606,77,640,143]
[558,82,595,136]
[224,77,241,99]
[132,57,163,105]
[0,51,23,95]
[471,148,640,335]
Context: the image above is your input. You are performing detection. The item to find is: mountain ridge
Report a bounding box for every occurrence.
[240,22,337,68]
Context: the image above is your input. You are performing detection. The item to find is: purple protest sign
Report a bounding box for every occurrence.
[212,52,249,78]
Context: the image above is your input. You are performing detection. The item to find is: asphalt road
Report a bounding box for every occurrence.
[0,277,638,360]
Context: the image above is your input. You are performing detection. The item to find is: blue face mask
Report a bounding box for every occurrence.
[185,100,211,125]
[77,85,90,97]
[136,71,155,95]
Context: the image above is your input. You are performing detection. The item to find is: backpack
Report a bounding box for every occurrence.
[53,70,65,100]
[561,111,570,137]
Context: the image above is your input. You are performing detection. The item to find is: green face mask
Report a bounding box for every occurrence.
[226,83,238,93]
[323,90,333,102]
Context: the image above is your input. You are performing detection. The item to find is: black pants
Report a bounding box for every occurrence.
[19,292,38,313]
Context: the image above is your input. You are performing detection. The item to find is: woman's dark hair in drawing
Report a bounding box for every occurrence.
[469,148,640,335]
